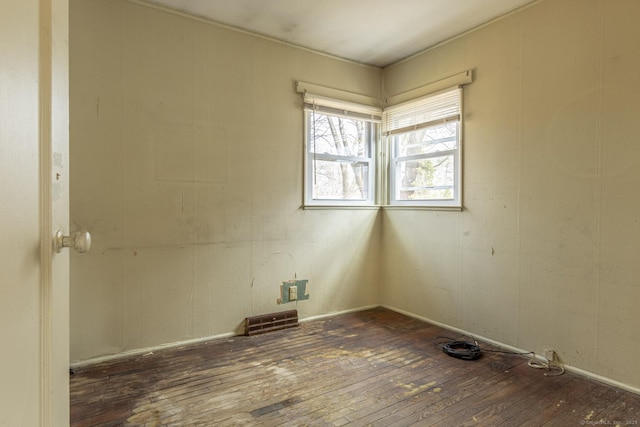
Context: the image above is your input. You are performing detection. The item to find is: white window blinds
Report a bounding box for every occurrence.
[303,93,382,123]
[383,87,462,136]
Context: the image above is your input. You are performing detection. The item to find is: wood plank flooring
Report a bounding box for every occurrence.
[70,308,640,426]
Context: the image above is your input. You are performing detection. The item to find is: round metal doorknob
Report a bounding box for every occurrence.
[54,230,91,254]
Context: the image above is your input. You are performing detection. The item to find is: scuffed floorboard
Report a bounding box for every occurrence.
[70,308,640,426]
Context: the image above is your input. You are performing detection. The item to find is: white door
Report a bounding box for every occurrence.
[0,0,69,426]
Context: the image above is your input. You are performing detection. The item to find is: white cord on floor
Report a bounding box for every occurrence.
[528,357,565,376]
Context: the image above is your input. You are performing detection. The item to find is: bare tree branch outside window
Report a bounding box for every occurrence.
[310,113,369,200]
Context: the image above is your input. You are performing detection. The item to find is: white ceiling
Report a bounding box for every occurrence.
[142,0,535,67]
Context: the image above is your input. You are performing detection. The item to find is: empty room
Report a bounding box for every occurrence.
[2,0,640,425]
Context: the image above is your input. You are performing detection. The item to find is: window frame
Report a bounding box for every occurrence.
[303,97,381,208]
[384,87,463,209]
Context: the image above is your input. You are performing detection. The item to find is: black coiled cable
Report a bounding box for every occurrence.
[434,336,563,375]
[440,340,481,360]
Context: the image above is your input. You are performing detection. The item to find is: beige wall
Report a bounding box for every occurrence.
[382,0,640,390]
[69,0,381,361]
[70,0,640,393]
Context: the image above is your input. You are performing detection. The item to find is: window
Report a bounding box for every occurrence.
[384,87,462,208]
[303,94,381,206]
[298,76,469,209]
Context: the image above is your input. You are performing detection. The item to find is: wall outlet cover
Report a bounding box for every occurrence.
[279,279,310,304]
[544,349,555,362]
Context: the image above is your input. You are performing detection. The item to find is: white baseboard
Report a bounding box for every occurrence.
[70,304,379,369]
[382,304,640,396]
[300,304,380,324]
[69,331,236,369]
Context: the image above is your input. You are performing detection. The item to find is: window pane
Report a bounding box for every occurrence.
[309,114,369,158]
[312,159,369,200]
[396,122,457,157]
[395,154,455,201]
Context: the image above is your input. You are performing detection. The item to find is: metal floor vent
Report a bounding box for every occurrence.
[245,309,298,336]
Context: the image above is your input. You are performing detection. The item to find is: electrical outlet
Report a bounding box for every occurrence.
[544,349,555,363]
[289,285,297,301]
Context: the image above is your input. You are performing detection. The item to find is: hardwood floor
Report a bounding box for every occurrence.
[70,308,640,426]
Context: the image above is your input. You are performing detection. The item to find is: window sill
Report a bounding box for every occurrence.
[302,205,381,210]
[301,204,463,212]
[381,205,463,212]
